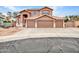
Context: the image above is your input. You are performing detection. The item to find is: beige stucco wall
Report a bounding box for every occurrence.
[74,21,79,27]
[65,21,79,28]
[27,20,35,28]
[65,21,75,28]
[36,16,55,21]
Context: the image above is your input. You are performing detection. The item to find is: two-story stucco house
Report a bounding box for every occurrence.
[16,7,64,28]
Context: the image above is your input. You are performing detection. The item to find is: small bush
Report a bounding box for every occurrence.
[3,21,11,23]
[3,21,12,28]
[3,21,7,23]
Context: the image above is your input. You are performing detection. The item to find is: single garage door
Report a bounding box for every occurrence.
[65,21,74,28]
[37,20,53,28]
[27,20,35,28]
[55,20,63,28]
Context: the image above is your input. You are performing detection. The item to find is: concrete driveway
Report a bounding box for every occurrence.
[0,28,79,42]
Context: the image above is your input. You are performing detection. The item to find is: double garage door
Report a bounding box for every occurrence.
[27,20,54,28]
[37,20,53,28]
[27,20,63,28]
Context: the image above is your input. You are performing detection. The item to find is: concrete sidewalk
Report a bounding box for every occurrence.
[0,28,79,42]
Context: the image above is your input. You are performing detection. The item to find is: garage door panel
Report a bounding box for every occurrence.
[55,20,63,28]
[27,20,35,28]
[37,20,53,28]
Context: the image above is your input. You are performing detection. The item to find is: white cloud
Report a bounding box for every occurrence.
[3,13,7,16]
[4,6,17,11]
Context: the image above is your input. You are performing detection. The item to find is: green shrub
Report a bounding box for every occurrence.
[3,21,12,27]
[3,21,11,23]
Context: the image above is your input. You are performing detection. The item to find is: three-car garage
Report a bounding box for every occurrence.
[26,15,64,28]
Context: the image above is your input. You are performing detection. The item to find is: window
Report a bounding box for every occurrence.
[31,11,38,16]
[42,11,49,15]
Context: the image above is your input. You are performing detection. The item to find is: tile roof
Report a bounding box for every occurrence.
[20,6,53,13]
[40,6,53,10]
[0,14,5,19]
[26,14,64,20]
[52,16,64,20]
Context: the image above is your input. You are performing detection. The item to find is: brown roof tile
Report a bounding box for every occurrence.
[26,14,64,20]
[40,6,53,10]
[20,6,53,13]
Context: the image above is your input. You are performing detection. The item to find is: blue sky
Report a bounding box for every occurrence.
[0,6,79,16]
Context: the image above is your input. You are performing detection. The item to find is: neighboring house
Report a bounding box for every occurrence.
[0,14,5,27]
[5,17,16,27]
[0,16,16,28]
[16,7,64,28]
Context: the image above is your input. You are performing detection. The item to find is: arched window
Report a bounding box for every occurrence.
[42,11,49,15]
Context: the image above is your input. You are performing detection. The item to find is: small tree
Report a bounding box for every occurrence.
[64,16,69,22]
[0,12,2,15]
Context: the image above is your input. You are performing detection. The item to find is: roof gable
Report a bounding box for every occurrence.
[36,15,55,20]
[20,7,53,13]
[40,7,53,10]
[36,15,56,21]
[27,14,64,20]
[20,10,31,13]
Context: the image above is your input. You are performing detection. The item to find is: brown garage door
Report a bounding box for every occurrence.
[65,21,74,28]
[27,20,35,28]
[55,20,63,28]
[37,20,53,28]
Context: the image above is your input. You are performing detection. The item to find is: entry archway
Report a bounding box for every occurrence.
[23,14,28,27]
[23,14,28,18]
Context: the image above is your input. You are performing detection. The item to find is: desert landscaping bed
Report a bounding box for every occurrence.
[0,27,21,36]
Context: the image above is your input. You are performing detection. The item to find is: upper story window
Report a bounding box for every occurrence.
[31,11,39,16]
[42,11,49,15]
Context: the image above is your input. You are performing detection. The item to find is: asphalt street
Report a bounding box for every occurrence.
[0,37,79,53]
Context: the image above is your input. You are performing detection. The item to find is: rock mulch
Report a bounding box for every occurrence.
[0,28,21,36]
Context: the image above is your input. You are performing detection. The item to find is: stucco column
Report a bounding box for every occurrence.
[35,20,37,28]
[26,20,28,28]
[63,20,65,28]
[20,14,23,27]
[53,20,55,28]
